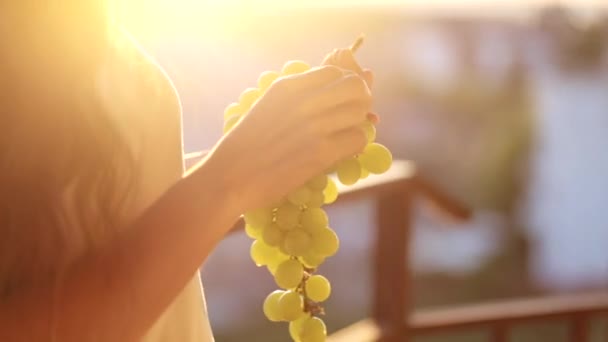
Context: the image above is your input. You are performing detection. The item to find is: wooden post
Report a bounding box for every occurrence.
[570,314,589,342]
[372,183,412,341]
[491,323,509,342]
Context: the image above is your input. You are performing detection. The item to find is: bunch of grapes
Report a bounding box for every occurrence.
[222,37,392,342]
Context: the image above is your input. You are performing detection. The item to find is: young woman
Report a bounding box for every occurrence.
[0,2,374,341]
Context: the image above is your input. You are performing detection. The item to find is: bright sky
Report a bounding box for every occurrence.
[121,0,607,37]
[143,0,606,10]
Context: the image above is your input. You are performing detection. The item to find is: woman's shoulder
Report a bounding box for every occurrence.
[101,28,186,210]
[102,27,182,128]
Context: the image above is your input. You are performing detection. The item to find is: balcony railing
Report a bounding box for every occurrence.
[185,153,608,342]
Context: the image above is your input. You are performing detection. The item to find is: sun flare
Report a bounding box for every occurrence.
[120,0,606,35]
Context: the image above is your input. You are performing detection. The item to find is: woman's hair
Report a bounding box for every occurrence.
[0,2,136,295]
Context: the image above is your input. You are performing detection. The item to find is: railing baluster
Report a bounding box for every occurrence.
[491,323,509,342]
[570,314,589,342]
[373,183,412,342]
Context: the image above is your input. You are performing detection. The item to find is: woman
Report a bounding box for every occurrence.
[0,2,374,341]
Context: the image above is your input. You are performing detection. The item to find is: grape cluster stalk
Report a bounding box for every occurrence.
[221,36,392,342]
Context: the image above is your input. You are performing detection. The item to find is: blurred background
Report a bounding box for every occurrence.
[121,1,608,341]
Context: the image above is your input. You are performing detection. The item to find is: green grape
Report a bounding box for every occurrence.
[250,240,277,266]
[301,208,328,233]
[287,187,312,206]
[266,264,277,275]
[305,275,331,302]
[263,223,285,247]
[311,227,339,257]
[336,158,362,185]
[263,290,286,322]
[276,202,301,230]
[223,102,245,120]
[279,242,290,256]
[299,317,327,342]
[282,60,311,75]
[244,207,274,229]
[223,114,241,134]
[278,290,304,321]
[360,168,370,179]
[301,252,325,269]
[283,229,312,256]
[258,70,280,90]
[323,178,338,204]
[289,315,308,342]
[245,224,262,240]
[362,120,376,143]
[239,87,262,108]
[358,143,393,174]
[266,251,290,275]
[307,175,328,190]
[221,39,396,341]
[274,259,304,289]
[305,191,324,208]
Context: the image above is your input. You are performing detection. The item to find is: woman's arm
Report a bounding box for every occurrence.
[0,154,241,342]
[0,64,372,342]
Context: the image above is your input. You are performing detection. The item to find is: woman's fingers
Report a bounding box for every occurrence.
[336,49,365,75]
[313,102,369,134]
[275,65,343,93]
[328,126,368,159]
[323,48,365,73]
[367,112,380,124]
[298,73,371,115]
[321,48,337,66]
[362,69,374,89]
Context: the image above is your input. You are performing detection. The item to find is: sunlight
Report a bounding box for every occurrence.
[130,0,607,13]
[118,0,608,40]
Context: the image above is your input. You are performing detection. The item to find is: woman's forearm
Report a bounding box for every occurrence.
[0,153,242,342]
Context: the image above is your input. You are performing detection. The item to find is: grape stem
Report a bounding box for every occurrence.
[349,35,365,53]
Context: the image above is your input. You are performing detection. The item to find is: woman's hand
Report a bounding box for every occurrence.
[205,65,372,212]
[322,48,379,123]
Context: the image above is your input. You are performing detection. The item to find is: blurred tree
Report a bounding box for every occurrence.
[413,60,534,213]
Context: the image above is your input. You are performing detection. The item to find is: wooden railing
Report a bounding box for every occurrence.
[185,153,608,342]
